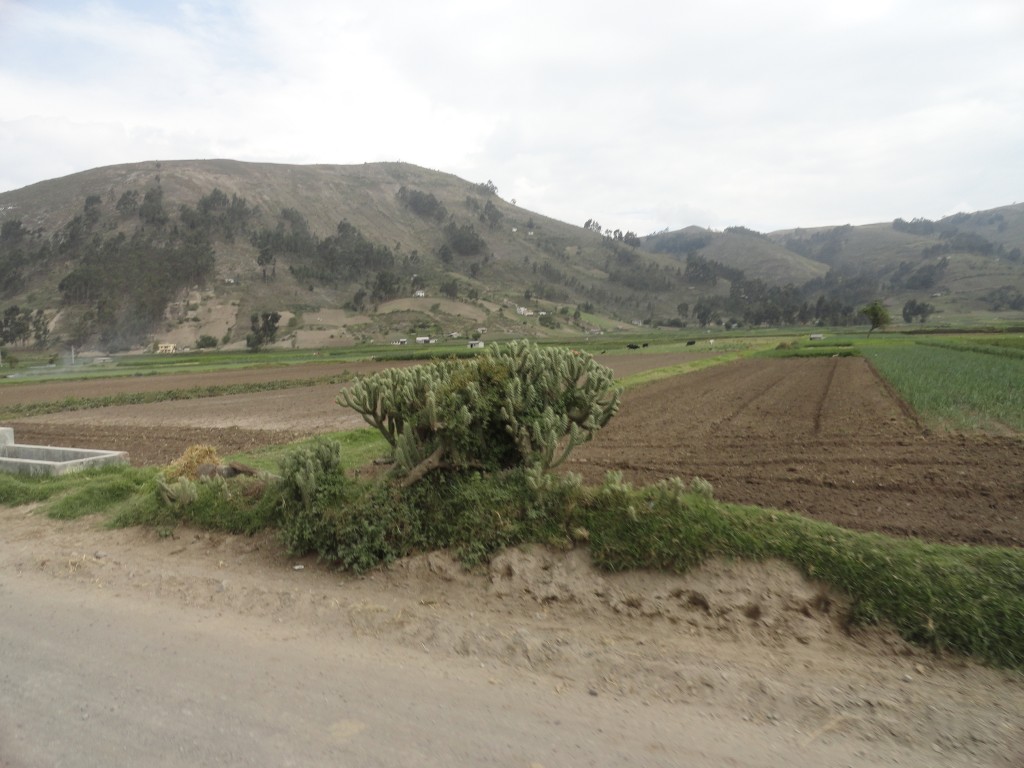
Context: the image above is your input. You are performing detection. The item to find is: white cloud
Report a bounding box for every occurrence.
[1,0,1022,233]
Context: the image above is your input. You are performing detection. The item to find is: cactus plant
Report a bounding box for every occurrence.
[338,341,620,484]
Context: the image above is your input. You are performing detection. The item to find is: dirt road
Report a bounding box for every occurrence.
[1,505,1021,767]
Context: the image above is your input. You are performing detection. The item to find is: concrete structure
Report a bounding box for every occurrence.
[0,427,128,476]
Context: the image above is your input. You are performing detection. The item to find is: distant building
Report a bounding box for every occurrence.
[413,290,426,298]
[467,340,485,349]
[156,343,178,354]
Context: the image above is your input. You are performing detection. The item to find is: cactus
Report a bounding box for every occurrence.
[338,341,620,484]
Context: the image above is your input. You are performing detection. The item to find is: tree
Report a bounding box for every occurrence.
[351,287,368,311]
[246,311,281,352]
[139,185,168,226]
[439,279,459,299]
[116,190,139,216]
[694,299,718,327]
[338,341,620,485]
[31,308,49,347]
[371,270,401,302]
[860,300,891,336]
[902,299,935,324]
[480,200,503,229]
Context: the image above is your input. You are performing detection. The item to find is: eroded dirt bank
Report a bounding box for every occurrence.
[1,505,1022,766]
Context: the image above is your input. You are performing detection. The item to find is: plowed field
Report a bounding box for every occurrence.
[5,354,1022,547]
[568,356,1024,547]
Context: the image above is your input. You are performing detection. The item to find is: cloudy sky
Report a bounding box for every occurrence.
[1,0,1022,234]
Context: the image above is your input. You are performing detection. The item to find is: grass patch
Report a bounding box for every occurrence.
[225,428,389,473]
[47,468,157,520]
[272,467,1024,670]
[864,342,1024,431]
[585,474,1024,668]
[618,351,748,388]
[7,421,1024,671]
[0,465,156,515]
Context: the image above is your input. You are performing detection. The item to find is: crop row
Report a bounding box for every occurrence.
[864,342,1024,431]
[0,376,347,420]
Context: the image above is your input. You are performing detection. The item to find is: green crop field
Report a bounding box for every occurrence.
[863,340,1024,432]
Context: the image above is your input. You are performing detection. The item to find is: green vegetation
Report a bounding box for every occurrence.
[13,460,1021,669]
[864,341,1024,431]
[585,473,1024,669]
[4,333,1024,672]
[860,300,891,336]
[246,311,281,352]
[618,350,750,388]
[0,465,157,519]
[339,341,620,484]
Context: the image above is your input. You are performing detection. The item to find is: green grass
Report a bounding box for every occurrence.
[5,331,1024,671]
[618,351,750,388]
[538,473,1024,670]
[864,341,1024,431]
[5,436,1024,669]
[225,428,389,473]
[584,474,1024,669]
[0,465,157,519]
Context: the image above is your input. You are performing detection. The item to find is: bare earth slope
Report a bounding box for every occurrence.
[1,507,1022,767]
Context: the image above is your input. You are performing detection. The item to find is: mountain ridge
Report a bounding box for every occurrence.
[1,159,1022,353]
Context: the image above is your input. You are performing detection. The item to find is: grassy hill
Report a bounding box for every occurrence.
[1,160,693,351]
[1,160,1023,355]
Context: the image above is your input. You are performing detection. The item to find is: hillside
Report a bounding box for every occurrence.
[1,160,1023,354]
[0,160,686,351]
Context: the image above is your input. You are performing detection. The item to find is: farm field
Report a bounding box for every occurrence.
[569,356,1024,548]
[0,350,718,464]
[3,350,1022,547]
[4,347,1024,766]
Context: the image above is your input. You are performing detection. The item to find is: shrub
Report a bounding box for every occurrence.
[338,341,620,485]
[277,439,355,555]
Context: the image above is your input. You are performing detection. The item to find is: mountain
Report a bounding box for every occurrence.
[1,159,1022,354]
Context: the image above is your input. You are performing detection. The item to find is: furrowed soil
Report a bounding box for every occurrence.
[6,353,1021,548]
[568,356,1024,548]
[2,352,1024,765]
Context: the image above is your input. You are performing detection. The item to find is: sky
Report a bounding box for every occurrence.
[1,0,1022,235]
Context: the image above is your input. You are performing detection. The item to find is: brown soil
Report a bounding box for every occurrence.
[5,354,1024,547]
[2,505,1022,766]
[569,357,1024,548]
[3,353,1024,764]
[3,350,713,466]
